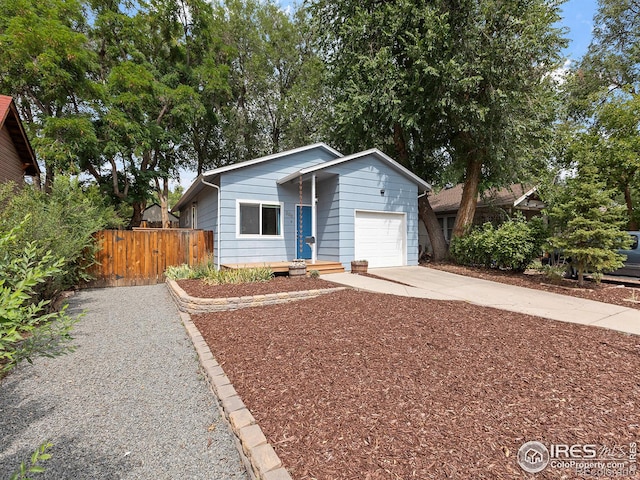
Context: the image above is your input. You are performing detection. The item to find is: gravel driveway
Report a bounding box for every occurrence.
[0,285,248,480]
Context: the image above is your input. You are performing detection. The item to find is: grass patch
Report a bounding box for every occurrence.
[203,266,273,285]
[165,256,216,280]
[165,260,273,285]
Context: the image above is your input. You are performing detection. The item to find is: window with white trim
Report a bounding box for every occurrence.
[191,203,197,229]
[438,216,455,242]
[238,201,282,236]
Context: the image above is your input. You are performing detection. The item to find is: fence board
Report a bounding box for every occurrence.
[86,229,214,287]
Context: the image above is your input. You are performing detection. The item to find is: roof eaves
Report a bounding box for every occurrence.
[513,186,538,207]
[201,143,343,178]
[278,149,431,190]
[0,96,12,126]
[172,174,207,212]
[0,96,39,176]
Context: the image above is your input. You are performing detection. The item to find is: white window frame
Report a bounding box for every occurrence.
[191,203,198,229]
[236,199,284,239]
[439,215,456,241]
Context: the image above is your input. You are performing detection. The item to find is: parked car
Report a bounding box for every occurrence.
[609,231,640,277]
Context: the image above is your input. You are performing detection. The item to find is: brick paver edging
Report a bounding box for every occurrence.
[178,309,293,480]
[166,278,346,313]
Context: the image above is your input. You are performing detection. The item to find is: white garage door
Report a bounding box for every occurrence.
[354,211,406,268]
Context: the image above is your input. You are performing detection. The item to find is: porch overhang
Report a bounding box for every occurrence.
[277,169,337,185]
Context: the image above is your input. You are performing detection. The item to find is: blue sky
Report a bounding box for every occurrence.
[560,0,598,61]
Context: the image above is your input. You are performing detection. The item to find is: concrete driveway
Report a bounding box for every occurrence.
[325,266,640,336]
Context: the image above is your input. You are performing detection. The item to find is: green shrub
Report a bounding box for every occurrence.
[165,256,216,280]
[190,256,217,279]
[204,267,273,285]
[0,178,123,301]
[449,222,495,268]
[540,264,566,284]
[0,223,78,372]
[165,264,198,280]
[450,214,547,272]
[309,270,320,279]
[165,264,274,284]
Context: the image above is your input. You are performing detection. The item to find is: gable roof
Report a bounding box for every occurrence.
[0,96,39,177]
[173,143,343,211]
[201,142,342,178]
[142,203,180,223]
[430,183,539,213]
[277,148,431,191]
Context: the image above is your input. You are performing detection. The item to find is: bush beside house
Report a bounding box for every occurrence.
[450,215,547,271]
[0,177,122,302]
[0,176,121,369]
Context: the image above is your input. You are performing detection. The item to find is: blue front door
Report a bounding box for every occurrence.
[296,205,312,259]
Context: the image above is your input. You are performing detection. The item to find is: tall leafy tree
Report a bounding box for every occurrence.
[310,0,566,260]
[563,0,640,229]
[0,0,99,192]
[88,0,226,226]
[590,96,640,229]
[219,0,326,163]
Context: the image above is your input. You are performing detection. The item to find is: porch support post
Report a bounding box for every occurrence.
[311,173,317,264]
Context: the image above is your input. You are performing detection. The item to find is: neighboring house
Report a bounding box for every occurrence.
[141,203,180,228]
[0,95,40,188]
[172,143,431,270]
[421,183,544,248]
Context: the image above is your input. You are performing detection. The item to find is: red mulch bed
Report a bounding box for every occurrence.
[428,262,640,310]
[177,276,338,298]
[193,290,640,479]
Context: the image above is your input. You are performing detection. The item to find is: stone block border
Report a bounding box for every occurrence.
[169,279,349,480]
[166,278,346,313]
[178,309,293,480]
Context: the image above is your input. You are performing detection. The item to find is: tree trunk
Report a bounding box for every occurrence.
[393,123,410,168]
[452,154,482,238]
[160,177,170,229]
[44,163,55,194]
[129,201,145,228]
[624,184,638,230]
[32,172,42,191]
[419,196,448,262]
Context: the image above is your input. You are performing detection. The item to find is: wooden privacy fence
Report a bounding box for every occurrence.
[86,229,214,287]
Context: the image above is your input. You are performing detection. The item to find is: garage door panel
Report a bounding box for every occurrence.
[354,211,406,268]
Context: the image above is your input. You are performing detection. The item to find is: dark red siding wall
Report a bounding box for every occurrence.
[0,125,25,186]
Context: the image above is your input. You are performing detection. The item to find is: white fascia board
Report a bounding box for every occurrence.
[174,143,342,212]
[200,143,343,177]
[513,186,538,207]
[172,174,205,212]
[279,148,431,191]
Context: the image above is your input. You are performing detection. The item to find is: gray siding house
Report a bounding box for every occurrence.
[173,143,430,271]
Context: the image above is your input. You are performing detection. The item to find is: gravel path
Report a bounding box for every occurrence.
[0,285,249,480]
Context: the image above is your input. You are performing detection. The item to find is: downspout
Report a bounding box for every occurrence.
[311,173,317,264]
[201,177,221,271]
[418,189,428,199]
